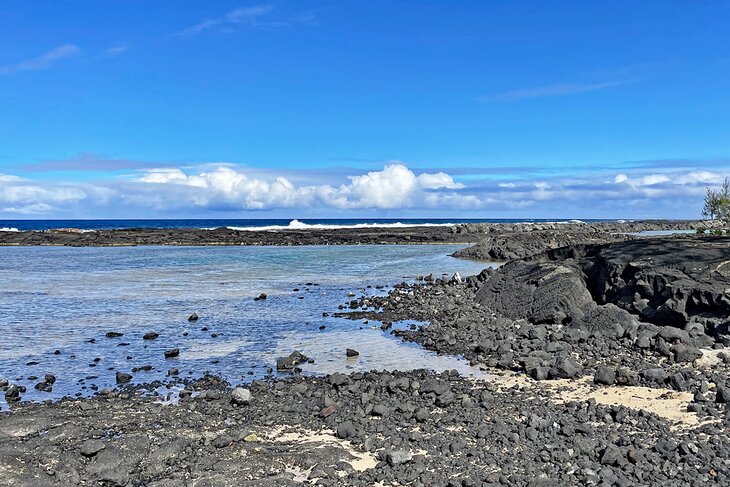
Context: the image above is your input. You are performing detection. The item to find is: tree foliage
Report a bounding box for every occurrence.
[703,177,730,226]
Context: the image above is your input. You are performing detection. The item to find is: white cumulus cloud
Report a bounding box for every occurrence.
[1,161,728,219]
[133,163,469,211]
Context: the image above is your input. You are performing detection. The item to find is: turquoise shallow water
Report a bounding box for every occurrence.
[0,245,490,406]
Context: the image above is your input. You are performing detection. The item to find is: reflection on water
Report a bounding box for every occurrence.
[275,324,487,377]
[0,245,492,406]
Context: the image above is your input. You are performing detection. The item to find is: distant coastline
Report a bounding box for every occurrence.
[1,217,624,232]
[0,219,711,247]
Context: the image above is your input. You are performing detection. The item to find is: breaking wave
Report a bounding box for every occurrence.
[227,219,457,231]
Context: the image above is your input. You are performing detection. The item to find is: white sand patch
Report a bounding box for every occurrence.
[484,373,703,427]
[284,466,311,482]
[696,348,723,368]
[265,426,378,471]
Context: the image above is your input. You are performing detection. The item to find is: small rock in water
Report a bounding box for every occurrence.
[164,349,180,359]
[105,332,123,338]
[231,387,251,405]
[188,312,198,322]
[34,381,53,392]
[4,384,22,402]
[143,332,159,340]
[346,348,360,357]
[115,372,133,384]
[254,293,267,301]
[276,351,308,371]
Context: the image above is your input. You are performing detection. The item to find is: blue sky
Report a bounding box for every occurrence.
[1,1,729,219]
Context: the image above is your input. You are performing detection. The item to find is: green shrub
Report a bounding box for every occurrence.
[703,177,730,227]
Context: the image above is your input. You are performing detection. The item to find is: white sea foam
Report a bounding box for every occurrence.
[227,219,457,231]
[0,227,19,232]
[517,220,587,225]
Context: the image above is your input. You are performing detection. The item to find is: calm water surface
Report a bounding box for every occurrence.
[0,245,490,406]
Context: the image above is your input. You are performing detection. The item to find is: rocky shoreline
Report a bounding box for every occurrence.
[0,219,712,247]
[2,225,730,486]
[2,368,726,486]
[345,236,730,398]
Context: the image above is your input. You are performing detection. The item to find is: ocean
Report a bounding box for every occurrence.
[0,243,492,407]
[0,217,604,232]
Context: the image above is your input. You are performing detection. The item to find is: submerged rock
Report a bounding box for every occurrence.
[163,349,180,359]
[115,372,133,384]
[276,351,308,371]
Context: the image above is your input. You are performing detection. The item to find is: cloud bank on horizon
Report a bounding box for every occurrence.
[0,161,726,219]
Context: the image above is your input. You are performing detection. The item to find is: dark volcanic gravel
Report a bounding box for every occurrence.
[1,370,729,486]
